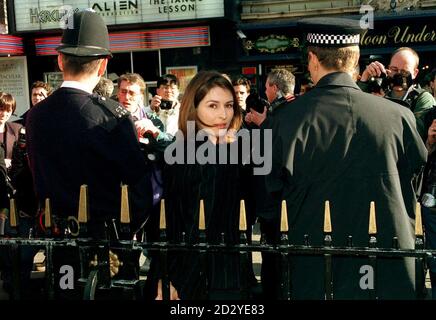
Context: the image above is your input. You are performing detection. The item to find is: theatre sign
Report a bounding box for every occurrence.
[14,0,225,31]
[360,19,436,48]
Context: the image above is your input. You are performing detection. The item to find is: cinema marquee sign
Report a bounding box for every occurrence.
[14,0,224,32]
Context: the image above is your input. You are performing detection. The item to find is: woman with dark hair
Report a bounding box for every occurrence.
[149,71,251,300]
[0,92,23,169]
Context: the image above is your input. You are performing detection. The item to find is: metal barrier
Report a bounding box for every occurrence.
[0,185,434,300]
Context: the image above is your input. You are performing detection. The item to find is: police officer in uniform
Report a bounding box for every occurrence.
[267,17,427,299]
[27,9,152,237]
[26,9,153,299]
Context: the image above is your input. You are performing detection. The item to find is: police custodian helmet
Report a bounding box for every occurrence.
[56,9,112,57]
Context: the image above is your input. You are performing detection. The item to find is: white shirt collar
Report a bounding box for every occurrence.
[61,81,93,94]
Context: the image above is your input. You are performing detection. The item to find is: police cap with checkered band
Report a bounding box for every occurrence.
[298,17,363,48]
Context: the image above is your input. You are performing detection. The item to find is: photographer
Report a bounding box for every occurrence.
[358,47,436,139]
[148,74,180,136]
[117,73,173,145]
[245,68,295,128]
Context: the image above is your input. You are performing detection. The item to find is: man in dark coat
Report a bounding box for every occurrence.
[26,11,152,299]
[26,10,152,238]
[267,17,427,299]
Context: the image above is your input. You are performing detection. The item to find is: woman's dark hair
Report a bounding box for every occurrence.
[0,92,16,113]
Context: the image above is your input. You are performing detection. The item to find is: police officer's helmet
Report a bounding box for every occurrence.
[56,9,112,58]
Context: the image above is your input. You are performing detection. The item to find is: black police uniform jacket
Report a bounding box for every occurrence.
[267,72,427,299]
[26,87,153,231]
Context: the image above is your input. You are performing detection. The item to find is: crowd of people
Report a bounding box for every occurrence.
[1,10,436,300]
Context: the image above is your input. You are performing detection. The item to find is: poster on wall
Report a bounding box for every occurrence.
[0,56,29,118]
[166,66,198,96]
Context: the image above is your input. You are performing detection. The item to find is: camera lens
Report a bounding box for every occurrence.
[160,100,172,110]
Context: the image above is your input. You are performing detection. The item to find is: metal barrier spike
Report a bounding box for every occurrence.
[221,232,226,245]
[392,237,399,249]
[304,234,310,246]
[415,202,423,237]
[239,199,247,232]
[347,235,353,247]
[157,199,169,299]
[159,199,166,230]
[278,200,291,299]
[120,185,130,224]
[78,185,89,224]
[414,201,426,299]
[369,201,377,235]
[368,201,378,299]
[280,200,288,232]
[45,198,52,228]
[323,201,333,300]
[199,199,206,231]
[9,198,17,227]
[323,201,332,233]
[238,200,249,299]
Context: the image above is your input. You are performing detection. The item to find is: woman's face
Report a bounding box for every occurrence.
[196,86,234,142]
[0,107,12,125]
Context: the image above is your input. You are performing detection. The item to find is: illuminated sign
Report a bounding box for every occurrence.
[35,26,210,55]
[14,0,224,31]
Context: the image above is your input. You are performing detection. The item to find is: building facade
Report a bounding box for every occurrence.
[4,0,242,113]
[236,0,436,94]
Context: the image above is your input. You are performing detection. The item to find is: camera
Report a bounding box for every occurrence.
[368,72,389,94]
[389,71,413,90]
[368,71,413,95]
[160,99,173,110]
[246,93,270,113]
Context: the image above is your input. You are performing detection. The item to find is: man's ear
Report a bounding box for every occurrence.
[97,58,108,77]
[57,54,64,72]
[308,51,318,67]
[413,68,419,80]
[273,83,279,94]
